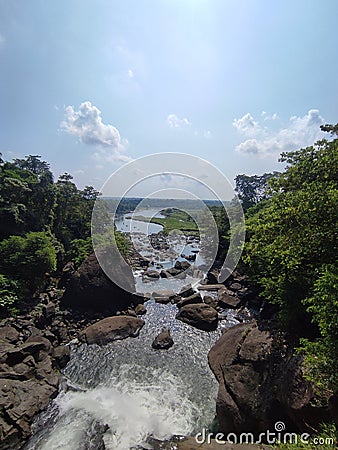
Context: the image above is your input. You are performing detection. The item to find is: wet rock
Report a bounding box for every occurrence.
[166,267,182,277]
[179,284,195,298]
[152,329,174,350]
[52,346,70,370]
[80,316,145,345]
[217,290,242,309]
[176,293,202,308]
[152,290,176,304]
[176,303,218,331]
[174,260,191,271]
[203,295,218,310]
[206,268,219,284]
[145,269,160,279]
[134,303,147,315]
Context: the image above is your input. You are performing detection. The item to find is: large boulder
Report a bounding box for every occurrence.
[80,316,144,345]
[176,303,218,331]
[61,251,135,312]
[208,321,325,435]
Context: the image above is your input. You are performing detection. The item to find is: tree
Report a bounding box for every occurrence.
[243,123,338,400]
[0,232,57,293]
[235,172,279,210]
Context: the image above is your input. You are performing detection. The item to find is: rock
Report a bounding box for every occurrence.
[152,329,174,350]
[61,251,135,312]
[176,293,202,308]
[0,325,20,344]
[52,346,70,370]
[179,284,195,298]
[80,316,145,345]
[0,377,58,448]
[206,268,219,284]
[176,304,218,331]
[203,295,218,310]
[25,335,52,354]
[43,301,55,320]
[208,321,318,435]
[228,282,242,291]
[6,342,47,366]
[166,267,182,277]
[134,303,147,315]
[160,269,171,278]
[217,290,242,309]
[174,260,191,271]
[145,269,160,279]
[152,290,176,304]
[198,284,225,291]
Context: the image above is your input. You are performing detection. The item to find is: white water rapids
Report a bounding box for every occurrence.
[25,299,243,450]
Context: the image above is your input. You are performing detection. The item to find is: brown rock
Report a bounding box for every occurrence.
[134,303,147,315]
[176,303,218,331]
[152,329,174,350]
[81,316,145,345]
[0,325,20,344]
[176,293,202,308]
[217,290,242,309]
[61,251,135,312]
[208,321,317,435]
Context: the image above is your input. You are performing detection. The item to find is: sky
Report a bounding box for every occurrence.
[1,0,338,197]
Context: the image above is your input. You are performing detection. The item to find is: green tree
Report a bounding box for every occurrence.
[243,123,338,399]
[0,231,57,293]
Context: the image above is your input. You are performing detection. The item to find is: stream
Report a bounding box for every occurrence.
[25,209,244,450]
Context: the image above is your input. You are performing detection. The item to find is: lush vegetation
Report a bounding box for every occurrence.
[239,124,338,404]
[0,154,110,311]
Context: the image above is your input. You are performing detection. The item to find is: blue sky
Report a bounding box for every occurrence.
[1,0,338,193]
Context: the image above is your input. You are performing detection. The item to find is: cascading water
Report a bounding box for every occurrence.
[25,210,245,449]
[25,300,232,450]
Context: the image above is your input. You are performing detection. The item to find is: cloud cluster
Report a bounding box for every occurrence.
[61,101,131,162]
[233,109,325,156]
[167,114,191,128]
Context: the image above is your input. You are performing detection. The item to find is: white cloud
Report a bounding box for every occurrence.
[233,109,325,157]
[61,101,132,163]
[167,114,191,128]
[127,69,134,78]
[233,113,259,136]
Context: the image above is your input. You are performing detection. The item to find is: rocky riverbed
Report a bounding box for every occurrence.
[1,236,336,448]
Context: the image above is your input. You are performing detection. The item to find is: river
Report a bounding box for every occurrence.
[25,208,243,450]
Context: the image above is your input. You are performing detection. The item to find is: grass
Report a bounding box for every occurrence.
[132,209,199,234]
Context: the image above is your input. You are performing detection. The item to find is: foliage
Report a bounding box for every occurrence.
[0,231,57,293]
[242,124,338,399]
[0,274,20,309]
[235,172,279,210]
[66,237,93,268]
[298,264,338,401]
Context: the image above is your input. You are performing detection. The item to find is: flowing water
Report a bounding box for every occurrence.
[25,300,240,450]
[25,208,243,449]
